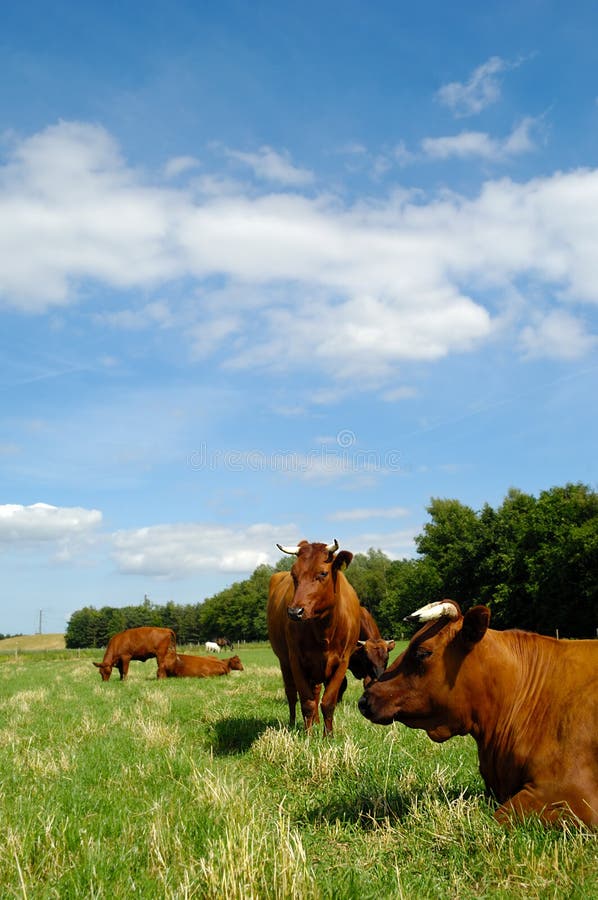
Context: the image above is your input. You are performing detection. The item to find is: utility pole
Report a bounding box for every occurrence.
[38,609,43,634]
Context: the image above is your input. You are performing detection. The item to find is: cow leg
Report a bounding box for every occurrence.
[312,684,321,723]
[497,784,598,826]
[320,667,348,736]
[299,695,319,731]
[286,660,319,731]
[295,679,320,731]
[337,676,348,703]
[156,658,167,679]
[279,661,298,727]
[119,658,130,680]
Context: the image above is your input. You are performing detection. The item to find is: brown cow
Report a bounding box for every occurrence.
[267,539,361,736]
[216,636,235,651]
[93,626,177,681]
[166,653,244,677]
[359,599,598,826]
[348,607,395,686]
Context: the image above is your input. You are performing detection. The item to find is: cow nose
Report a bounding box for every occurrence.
[358,694,370,718]
[287,606,304,621]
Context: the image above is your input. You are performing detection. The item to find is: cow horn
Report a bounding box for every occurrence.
[325,539,339,553]
[276,543,300,555]
[404,600,459,624]
[357,639,367,646]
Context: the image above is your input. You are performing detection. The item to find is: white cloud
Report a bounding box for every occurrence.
[381,386,417,402]
[225,145,314,186]
[422,118,537,161]
[164,155,201,179]
[0,121,186,308]
[351,528,419,558]
[339,142,368,156]
[328,506,409,521]
[1,121,598,381]
[225,289,491,379]
[94,300,176,330]
[503,117,538,155]
[437,56,513,117]
[187,315,242,359]
[519,311,597,360]
[0,503,102,543]
[393,141,416,167]
[111,521,294,577]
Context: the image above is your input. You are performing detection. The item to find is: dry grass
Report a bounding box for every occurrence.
[0,633,65,651]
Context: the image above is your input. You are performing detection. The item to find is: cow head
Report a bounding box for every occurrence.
[350,638,396,684]
[93,661,112,681]
[358,600,491,741]
[228,655,244,671]
[277,539,353,622]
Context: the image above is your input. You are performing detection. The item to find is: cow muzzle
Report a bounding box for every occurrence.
[358,693,371,718]
[287,606,304,621]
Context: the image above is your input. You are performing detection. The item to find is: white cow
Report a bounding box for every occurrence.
[205,641,221,653]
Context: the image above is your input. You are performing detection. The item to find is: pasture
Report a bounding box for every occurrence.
[0,644,596,898]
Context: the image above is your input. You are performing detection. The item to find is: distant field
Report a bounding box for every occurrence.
[0,643,596,898]
[0,632,65,651]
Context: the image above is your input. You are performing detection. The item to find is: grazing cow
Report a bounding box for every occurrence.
[267,539,361,736]
[205,641,221,653]
[166,654,244,677]
[348,607,395,686]
[93,626,177,681]
[216,636,235,650]
[359,600,598,826]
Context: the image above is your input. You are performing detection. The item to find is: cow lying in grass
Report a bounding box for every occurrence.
[166,653,244,678]
[359,599,598,826]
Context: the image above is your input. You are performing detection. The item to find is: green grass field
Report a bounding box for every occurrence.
[0,643,596,898]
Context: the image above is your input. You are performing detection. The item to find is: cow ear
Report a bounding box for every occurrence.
[386,639,396,651]
[92,662,101,667]
[460,605,490,645]
[333,550,353,572]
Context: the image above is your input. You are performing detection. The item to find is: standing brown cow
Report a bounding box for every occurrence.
[267,539,361,736]
[166,654,244,677]
[216,637,235,651]
[93,626,177,681]
[359,599,598,826]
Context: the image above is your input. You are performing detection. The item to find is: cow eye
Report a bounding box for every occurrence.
[413,646,432,662]
[316,570,328,581]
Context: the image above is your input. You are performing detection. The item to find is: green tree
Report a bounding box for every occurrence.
[476,489,539,628]
[380,557,443,637]
[415,497,483,606]
[345,548,392,623]
[418,483,598,636]
[65,607,103,648]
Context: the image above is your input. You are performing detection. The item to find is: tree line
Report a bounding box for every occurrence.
[65,483,598,648]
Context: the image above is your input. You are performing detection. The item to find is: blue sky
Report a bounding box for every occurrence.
[1,1,597,634]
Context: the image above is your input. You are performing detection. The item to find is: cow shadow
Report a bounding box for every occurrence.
[209,716,281,755]
[303,783,484,829]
